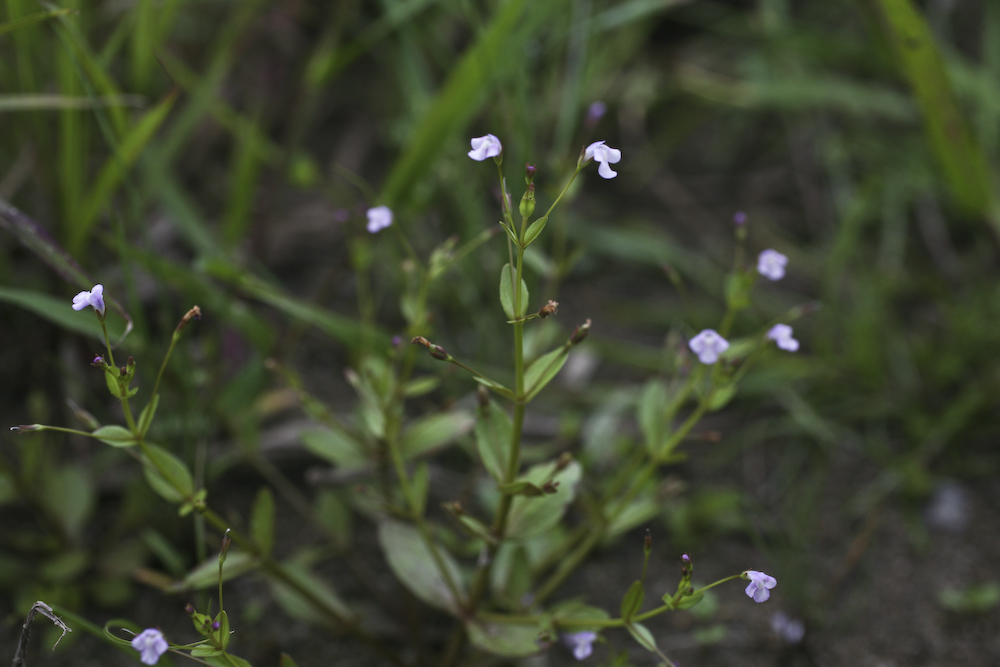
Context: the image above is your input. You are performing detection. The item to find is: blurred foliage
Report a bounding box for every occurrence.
[1,0,999,662]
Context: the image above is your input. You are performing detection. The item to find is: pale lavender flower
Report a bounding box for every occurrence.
[688,329,729,364]
[770,611,805,643]
[744,570,777,603]
[766,324,799,352]
[586,101,607,123]
[757,249,788,281]
[366,206,393,234]
[584,141,621,179]
[131,628,168,665]
[734,211,747,226]
[468,134,502,161]
[562,631,597,660]
[72,284,105,316]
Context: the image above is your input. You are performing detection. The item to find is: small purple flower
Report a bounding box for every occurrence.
[562,631,597,660]
[767,324,799,352]
[584,141,622,179]
[586,101,607,123]
[744,570,777,603]
[770,611,805,643]
[757,249,788,281]
[131,628,168,665]
[468,134,502,161]
[366,206,393,234]
[688,329,730,365]
[734,211,747,226]
[72,284,105,316]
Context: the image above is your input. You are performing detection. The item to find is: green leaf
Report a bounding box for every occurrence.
[521,216,548,247]
[0,7,73,36]
[377,519,466,613]
[267,550,353,625]
[620,580,645,620]
[674,591,705,610]
[499,263,529,320]
[92,424,135,447]
[410,462,430,517]
[0,286,125,342]
[637,379,666,455]
[724,272,754,311]
[142,443,194,504]
[496,481,545,496]
[402,376,439,397]
[875,0,992,216]
[76,90,179,247]
[626,622,658,652]
[707,383,737,412]
[506,459,582,539]
[104,368,124,398]
[204,655,253,667]
[523,346,569,401]
[465,619,542,658]
[551,600,610,627]
[40,465,94,540]
[472,375,515,399]
[250,487,276,557]
[191,647,224,658]
[279,653,301,667]
[475,400,512,483]
[401,410,474,459]
[378,0,535,207]
[301,427,367,467]
[137,395,159,437]
[179,552,258,590]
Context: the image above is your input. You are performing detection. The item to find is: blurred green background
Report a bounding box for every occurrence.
[2,0,999,665]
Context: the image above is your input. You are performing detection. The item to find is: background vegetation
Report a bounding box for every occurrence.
[1,0,999,665]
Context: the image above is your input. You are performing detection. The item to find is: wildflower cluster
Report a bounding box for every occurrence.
[10,124,808,667]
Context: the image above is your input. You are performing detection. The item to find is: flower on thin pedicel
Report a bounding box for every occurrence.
[757,249,788,281]
[767,324,799,352]
[366,206,393,234]
[131,628,168,665]
[468,134,502,161]
[584,140,621,179]
[744,570,777,603]
[688,329,730,365]
[72,284,105,316]
[562,631,598,660]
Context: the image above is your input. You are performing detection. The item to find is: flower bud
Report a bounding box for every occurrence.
[211,621,221,631]
[176,305,202,332]
[91,355,104,367]
[411,336,449,361]
[219,529,231,563]
[541,481,560,494]
[185,603,196,616]
[644,529,652,554]
[538,300,558,318]
[570,319,591,345]
[519,182,536,218]
[525,163,537,184]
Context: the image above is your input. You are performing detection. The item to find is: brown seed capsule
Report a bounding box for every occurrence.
[538,300,559,318]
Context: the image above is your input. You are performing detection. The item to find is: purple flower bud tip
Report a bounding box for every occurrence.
[131,629,168,665]
[93,356,103,365]
[734,211,747,225]
[211,621,221,630]
[587,101,607,121]
[391,335,402,347]
[682,553,691,563]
